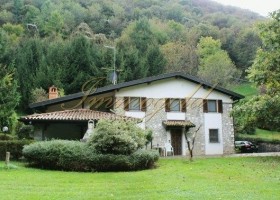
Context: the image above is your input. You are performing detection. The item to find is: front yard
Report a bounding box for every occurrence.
[1,156,279,200]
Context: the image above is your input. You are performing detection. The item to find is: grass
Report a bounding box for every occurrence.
[238,129,280,142]
[0,157,279,200]
[232,83,258,99]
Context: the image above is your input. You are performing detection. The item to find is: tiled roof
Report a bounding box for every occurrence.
[20,109,141,123]
[163,120,195,127]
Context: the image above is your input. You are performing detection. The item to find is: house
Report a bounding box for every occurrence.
[20,72,244,156]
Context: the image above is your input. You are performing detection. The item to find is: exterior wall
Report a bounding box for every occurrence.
[114,78,235,156]
[204,113,223,155]
[222,103,235,154]
[47,92,115,112]
[33,123,84,141]
[34,124,44,140]
[185,99,205,156]
[116,78,233,103]
[44,123,82,140]
[145,99,168,147]
[47,99,83,112]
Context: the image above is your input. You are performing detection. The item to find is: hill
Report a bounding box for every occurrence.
[0,0,265,109]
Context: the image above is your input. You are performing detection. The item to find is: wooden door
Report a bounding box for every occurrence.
[171,129,182,155]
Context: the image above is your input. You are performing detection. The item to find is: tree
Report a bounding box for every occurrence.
[197,36,240,87]
[161,42,198,75]
[233,11,280,132]
[247,11,280,95]
[0,64,20,129]
[231,28,261,74]
[184,125,201,161]
[117,18,166,81]
[15,38,46,109]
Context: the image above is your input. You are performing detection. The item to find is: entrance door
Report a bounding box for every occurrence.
[171,129,182,155]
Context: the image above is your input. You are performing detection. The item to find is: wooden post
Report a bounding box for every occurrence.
[5,152,10,168]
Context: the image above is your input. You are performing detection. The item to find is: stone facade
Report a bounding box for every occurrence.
[113,97,237,156]
[222,103,235,154]
[145,98,167,147]
[185,99,205,156]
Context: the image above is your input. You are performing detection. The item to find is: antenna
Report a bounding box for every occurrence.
[104,45,116,85]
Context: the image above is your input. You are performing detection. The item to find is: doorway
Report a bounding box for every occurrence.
[171,128,183,155]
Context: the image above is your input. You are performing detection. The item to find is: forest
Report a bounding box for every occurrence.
[0,0,274,132]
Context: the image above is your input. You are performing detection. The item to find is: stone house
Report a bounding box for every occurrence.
[20,72,244,156]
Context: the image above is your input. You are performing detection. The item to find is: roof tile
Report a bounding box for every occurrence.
[20,109,140,123]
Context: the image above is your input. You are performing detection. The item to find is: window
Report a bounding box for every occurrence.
[165,98,186,112]
[203,99,223,113]
[208,100,217,112]
[170,99,180,112]
[124,97,147,111]
[209,129,219,143]
[129,97,140,110]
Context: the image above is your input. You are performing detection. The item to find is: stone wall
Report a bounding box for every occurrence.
[145,98,167,147]
[222,103,235,154]
[257,142,280,152]
[185,99,205,156]
[114,97,236,156]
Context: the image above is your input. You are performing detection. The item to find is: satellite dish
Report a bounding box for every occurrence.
[108,71,117,84]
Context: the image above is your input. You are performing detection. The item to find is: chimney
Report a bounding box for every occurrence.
[48,86,58,99]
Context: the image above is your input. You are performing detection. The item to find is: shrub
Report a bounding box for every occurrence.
[0,139,33,160]
[88,119,147,155]
[23,140,88,170]
[15,122,34,139]
[86,149,159,172]
[0,133,16,140]
[23,140,159,171]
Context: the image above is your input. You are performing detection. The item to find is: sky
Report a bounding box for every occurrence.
[212,0,280,17]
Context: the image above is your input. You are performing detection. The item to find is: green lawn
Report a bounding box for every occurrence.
[1,157,279,200]
[238,129,280,142]
[232,83,258,99]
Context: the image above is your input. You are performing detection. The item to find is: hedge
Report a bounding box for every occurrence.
[23,140,159,172]
[0,140,33,160]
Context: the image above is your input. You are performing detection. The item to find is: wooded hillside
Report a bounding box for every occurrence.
[0,0,265,111]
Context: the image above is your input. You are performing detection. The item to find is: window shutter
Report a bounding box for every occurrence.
[218,100,223,113]
[165,98,170,112]
[124,97,129,111]
[181,99,186,112]
[141,97,147,112]
[203,99,208,113]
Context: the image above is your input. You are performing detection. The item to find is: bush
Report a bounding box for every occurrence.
[0,139,33,160]
[23,140,88,170]
[86,149,159,172]
[88,119,147,155]
[15,122,34,139]
[0,133,16,140]
[23,140,159,171]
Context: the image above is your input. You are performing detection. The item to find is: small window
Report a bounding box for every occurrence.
[165,98,186,112]
[129,97,140,111]
[209,129,219,143]
[124,97,147,111]
[203,99,223,113]
[170,99,180,112]
[208,100,217,112]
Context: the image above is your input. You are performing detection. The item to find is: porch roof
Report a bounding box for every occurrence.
[19,109,141,124]
[162,120,195,127]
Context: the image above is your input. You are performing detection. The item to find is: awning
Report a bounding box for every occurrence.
[19,109,141,124]
[162,120,195,128]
